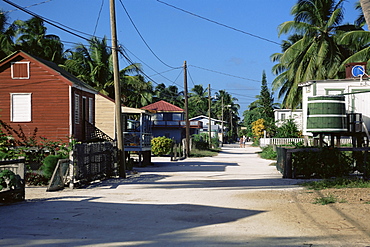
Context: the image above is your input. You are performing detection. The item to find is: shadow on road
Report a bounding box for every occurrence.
[0,197,265,246]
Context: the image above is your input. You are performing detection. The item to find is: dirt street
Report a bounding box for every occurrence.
[1,144,370,247]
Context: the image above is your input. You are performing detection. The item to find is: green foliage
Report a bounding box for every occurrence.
[302,178,370,190]
[25,172,49,186]
[313,194,338,205]
[259,145,277,160]
[0,120,71,168]
[151,136,173,156]
[40,154,67,179]
[292,147,353,179]
[275,119,301,138]
[189,148,220,157]
[0,169,22,191]
[192,133,219,150]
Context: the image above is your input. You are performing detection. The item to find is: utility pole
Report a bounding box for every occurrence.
[184,61,190,157]
[208,84,211,148]
[110,0,126,178]
[221,96,224,147]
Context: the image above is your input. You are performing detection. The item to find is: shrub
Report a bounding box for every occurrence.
[292,147,353,178]
[40,154,67,179]
[260,145,277,160]
[151,136,173,156]
[0,169,22,191]
[25,172,49,186]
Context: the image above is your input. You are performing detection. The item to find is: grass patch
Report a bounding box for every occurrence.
[313,194,338,205]
[189,148,220,157]
[301,178,370,190]
[259,145,277,160]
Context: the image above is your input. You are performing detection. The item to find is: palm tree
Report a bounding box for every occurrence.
[213,90,240,142]
[0,11,16,59]
[153,84,184,108]
[14,17,64,64]
[272,0,359,108]
[62,37,112,93]
[188,84,208,118]
[360,0,370,28]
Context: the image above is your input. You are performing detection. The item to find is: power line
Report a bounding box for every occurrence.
[189,64,261,82]
[1,0,53,14]
[119,0,179,69]
[3,0,93,42]
[157,0,281,46]
[93,0,105,36]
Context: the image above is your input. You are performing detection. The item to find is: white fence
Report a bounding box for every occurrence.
[259,137,353,147]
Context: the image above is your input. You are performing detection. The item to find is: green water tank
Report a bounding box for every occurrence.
[307,95,347,132]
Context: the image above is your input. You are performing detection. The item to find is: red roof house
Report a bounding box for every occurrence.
[141,100,201,142]
[0,51,98,143]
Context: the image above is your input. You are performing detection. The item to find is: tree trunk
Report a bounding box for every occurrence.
[360,0,370,29]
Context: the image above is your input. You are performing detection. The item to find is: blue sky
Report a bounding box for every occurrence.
[1,0,362,116]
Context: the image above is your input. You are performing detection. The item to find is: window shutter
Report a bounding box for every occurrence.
[75,94,80,124]
[11,62,30,79]
[11,93,32,122]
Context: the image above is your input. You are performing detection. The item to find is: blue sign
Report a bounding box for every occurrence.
[352,65,365,77]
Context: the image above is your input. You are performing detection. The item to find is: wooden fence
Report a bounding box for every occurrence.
[276,147,370,179]
[73,142,116,184]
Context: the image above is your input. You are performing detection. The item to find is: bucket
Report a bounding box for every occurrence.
[307,95,347,132]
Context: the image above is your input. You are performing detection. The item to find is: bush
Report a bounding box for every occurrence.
[40,154,67,179]
[151,136,173,156]
[25,172,49,186]
[292,147,353,178]
[260,145,277,160]
[0,169,22,191]
[192,133,219,150]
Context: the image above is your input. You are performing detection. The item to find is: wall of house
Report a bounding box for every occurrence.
[95,94,115,139]
[152,128,183,143]
[0,56,71,143]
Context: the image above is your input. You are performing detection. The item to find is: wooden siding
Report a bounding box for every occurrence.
[95,94,115,139]
[0,52,95,143]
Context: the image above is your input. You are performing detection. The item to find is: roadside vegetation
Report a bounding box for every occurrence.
[302,178,370,190]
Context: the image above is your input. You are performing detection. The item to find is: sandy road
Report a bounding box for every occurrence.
[1,144,370,246]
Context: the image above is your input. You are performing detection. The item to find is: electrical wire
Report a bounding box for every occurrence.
[118,0,180,69]
[2,0,53,14]
[156,0,281,46]
[93,0,105,36]
[189,64,261,82]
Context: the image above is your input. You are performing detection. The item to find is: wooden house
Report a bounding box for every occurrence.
[141,100,202,143]
[95,93,153,151]
[0,51,98,143]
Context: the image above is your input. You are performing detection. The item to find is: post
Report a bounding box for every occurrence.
[183,61,190,157]
[208,84,211,149]
[221,96,224,147]
[110,0,126,178]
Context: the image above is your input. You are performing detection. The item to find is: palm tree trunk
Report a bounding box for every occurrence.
[360,0,370,29]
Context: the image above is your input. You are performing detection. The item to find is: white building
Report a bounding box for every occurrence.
[189,115,226,139]
[299,63,370,136]
[274,109,303,130]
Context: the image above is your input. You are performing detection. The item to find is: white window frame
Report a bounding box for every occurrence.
[74,94,80,124]
[11,62,30,79]
[11,93,32,122]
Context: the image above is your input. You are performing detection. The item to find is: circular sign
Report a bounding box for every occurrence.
[352,65,365,77]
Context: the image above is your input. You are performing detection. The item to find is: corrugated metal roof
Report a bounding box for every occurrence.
[141,100,184,112]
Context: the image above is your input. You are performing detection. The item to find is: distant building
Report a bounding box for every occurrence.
[189,115,225,139]
[274,109,303,131]
[141,100,202,143]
